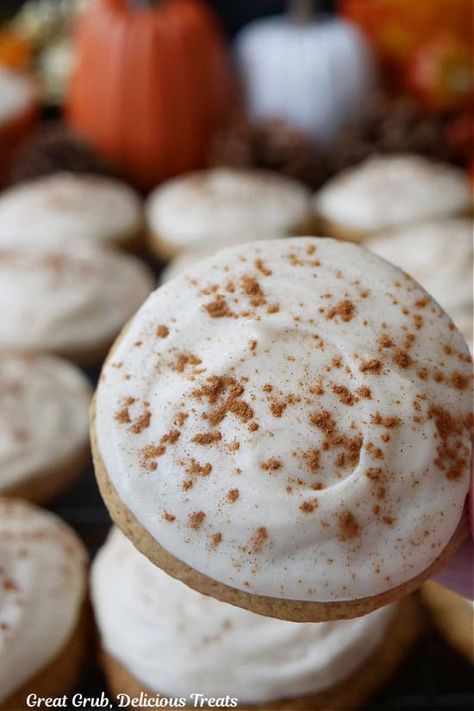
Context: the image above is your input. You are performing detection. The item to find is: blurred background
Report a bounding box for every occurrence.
[0,2,337,37]
[0,1,472,710]
[0,0,472,189]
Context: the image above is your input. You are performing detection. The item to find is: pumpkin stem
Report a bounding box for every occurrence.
[288,0,316,23]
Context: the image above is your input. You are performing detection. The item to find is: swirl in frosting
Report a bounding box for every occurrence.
[95,237,472,602]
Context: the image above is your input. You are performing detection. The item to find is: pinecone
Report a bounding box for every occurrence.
[208,114,328,190]
[327,94,461,175]
[8,121,116,185]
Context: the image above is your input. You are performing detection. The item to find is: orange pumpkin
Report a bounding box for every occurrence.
[340,0,472,91]
[0,30,32,72]
[407,34,473,113]
[67,0,236,189]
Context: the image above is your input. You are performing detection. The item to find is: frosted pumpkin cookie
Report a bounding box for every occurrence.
[145,168,313,259]
[91,237,472,622]
[92,528,422,710]
[421,582,473,664]
[0,246,154,365]
[313,155,471,243]
[0,499,88,710]
[0,352,91,502]
[0,172,144,251]
[368,219,473,347]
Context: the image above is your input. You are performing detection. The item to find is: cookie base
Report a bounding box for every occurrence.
[99,595,423,710]
[0,603,90,711]
[313,215,374,244]
[1,442,90,505]
[91,398,469,623]
[313,211,473,245]
[421,581,473,664]
[112,222,147,253]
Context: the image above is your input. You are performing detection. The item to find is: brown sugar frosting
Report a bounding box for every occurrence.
[94,237,472,603]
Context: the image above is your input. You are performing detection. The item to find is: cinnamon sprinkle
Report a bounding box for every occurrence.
[260,458,282,471]
[451,372,470,390]
[226,489,240,503]
[332,384,357,406]
[188,511,206,530]
[251,527,268,553]
[192,431,222,445]
[393,349,412,368]
[378,334,394,348]
[173,353,202,372]
[339,511,360,540]
[270,400,287,417]
[371,412,401,428]
[254,259,272,276]
[115,408,130,424]
[211,533,223,548]
[359,359,382,374]
[186,460,212,477]
[204,297,233,318]
[300,499,318,513]
[130,410,151,434]
[327,299,356,323]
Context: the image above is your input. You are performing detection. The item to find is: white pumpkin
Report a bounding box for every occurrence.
[235,1,377,147]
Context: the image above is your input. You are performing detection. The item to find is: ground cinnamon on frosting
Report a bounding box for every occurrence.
[327,299,357,322]
[339,512,360,540]
[94,237,472,603]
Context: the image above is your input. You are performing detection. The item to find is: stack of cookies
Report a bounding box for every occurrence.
[0,152,471,709]
[0,169,155,708]
[0,172,154,501]
[89,236,471,708]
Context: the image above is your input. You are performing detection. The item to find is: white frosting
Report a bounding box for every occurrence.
[314,155,471,234]
[0,499,87,703]
[368,219,473,347]
[0,67,36,125]
[0,246,154,357]
[146,168,312,251]
[92,528,398,703]
[0,173,143,250]
[0,352,91,493]
[95,237,472,602]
